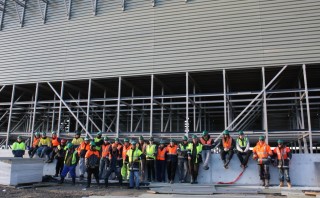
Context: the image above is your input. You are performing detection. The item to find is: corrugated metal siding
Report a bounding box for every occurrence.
[0,0,320,85]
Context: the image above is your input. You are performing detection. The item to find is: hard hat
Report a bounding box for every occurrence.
[259,136,265,141]
[192,134,197,139]
[223,130,229,135]
[139,136,144,141]
[90,141,96,146]
[182,136,188,141]
[17,136,22,140]
[160,139,165,144]
[103,136,109,141]
[42,132,47,136]
[131,140,137,145]
[97,132,102,136]
[124,138,129,142]
[149,137,154,141]
[115,138,119,142]
[202,130,208,136]
[277,139,283,144]
[84,136,90,141]
[51,131,57,134]
[35,132,40,136]
[66,143,73,149]
[170,139,175,143]
[238,131,244,135]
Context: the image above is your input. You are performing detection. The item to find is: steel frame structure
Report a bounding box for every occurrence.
[0,64,319,153]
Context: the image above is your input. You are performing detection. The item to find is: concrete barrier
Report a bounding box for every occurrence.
[0,149,319,187]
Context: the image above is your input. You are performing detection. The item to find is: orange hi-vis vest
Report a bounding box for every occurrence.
[77,142,90,154]
[122,145,131,160]
[274,147,291,160]
[32,137,40,147]
[102,144,111,158]
[200,137,213,146]
[52,138,60,147]
[157,147,167,160]
[85,150,100,158]
[167,145,178,155]
[253,142,272,159]
[222,137,232,149]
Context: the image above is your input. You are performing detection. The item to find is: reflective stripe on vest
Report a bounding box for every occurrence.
[146,144,156,159]
[257,145,268,158]
[187,143,203,163]
[122,145,131,160]
[64,150,78,165]
[223,137,232,149]
[94,137,102,151]
[179,144,188,151]
[127,149,142,163]
[237,137,248,147]
[200,137,213,146]
[275,147,289,160]
[157,148,166,160]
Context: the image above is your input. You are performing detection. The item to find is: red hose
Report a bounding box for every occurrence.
[217,167,246,184]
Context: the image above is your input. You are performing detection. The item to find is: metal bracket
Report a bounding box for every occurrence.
[12,0,27,27]
[37,0,48,24]
[122,0,125,11]
[64,0,72,20]
[0,0,6,31]
[91,0,97,16]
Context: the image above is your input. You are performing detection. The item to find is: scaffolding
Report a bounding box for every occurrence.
[0,64,319,153]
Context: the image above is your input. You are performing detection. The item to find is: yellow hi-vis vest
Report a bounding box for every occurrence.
[146,144,156,159]
[187,143,203,163]
[64,150,78,165]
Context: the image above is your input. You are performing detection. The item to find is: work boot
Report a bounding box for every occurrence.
[279,181,284,187]
[72,177,76,186]
[79,174,84,181]
[261,180,265,187]
[190,178,194,184]
[287,182,292,188]
[58,177,65,184]
[265,179,269,188]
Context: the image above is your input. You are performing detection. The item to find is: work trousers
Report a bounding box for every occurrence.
[178,158,188,181]
[146,159,156,182]
[86,167,100,187]
[55,157,64,176]
[105,167,122,187]
[28,147,38,158]
[140,159,146,182]
[129,170,140,188]
[279,168,290,182]
[156,160,166,182]
[258,164,270,180]
[202,150,211,169]
[99,157,109,179]
[79,158,86,176]
[61,164,76,178]
[220,149,234,163]
[236,150,252,166]
[166,160,177,182]
[188,160,199,182]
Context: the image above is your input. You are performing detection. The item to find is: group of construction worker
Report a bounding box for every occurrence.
[11,130,292,188]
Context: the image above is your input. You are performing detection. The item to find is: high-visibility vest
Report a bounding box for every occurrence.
[122,145,131,160]
[77,142,90,155]
[200,137,213,146]
[71,137,83,146]
[127,148,142,163]
[94,137,103,151]
[85,150,100,158]
[157,147,167,160]
[187,143,203,163]
[146,144,156,159]
[237,137,248,147]
[102,144,111,158]
[32,137,40,148]
[38,137,51,147]
[167,145,178,155]
[12,142,26,150]
[52,138,60,147]
[64,150,78,165]
[253,142,272,159]
[274,147,290,160]
[222,137,232,149]
[179,143,188,151]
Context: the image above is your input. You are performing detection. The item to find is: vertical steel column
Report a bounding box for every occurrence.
[170,99,172,132]
[193,85,196,132]
[5,84,15,149]
[57,81,64,136]
[150,74,154,136]
[298,138,303,153]
[130,89,134,132]
[302,64,313,153]
[298,80,305,129]
[76,92,80,131]
[262,67,269,143]
[51,95,56,131]
[86,79,92,132]
[116,76,122,137]
[303,137,309,153]
[142,100,145,132]
[30,83,39,146]
[186,72,189,135]
[102,89,106,132]
[160,88,164,132]
[223,69,227,129]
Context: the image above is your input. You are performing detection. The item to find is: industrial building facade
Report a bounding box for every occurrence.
[0,0,319,152]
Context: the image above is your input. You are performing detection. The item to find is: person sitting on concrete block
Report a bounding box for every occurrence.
[71,131,83,149]
[59,143,79,185]
[46,131,61,163]
[37,132,52,161]
[236,131,252,169]
[219,130,235,169]
[12,136,26,157]
[28,132,40,158]
[273,139,292,188]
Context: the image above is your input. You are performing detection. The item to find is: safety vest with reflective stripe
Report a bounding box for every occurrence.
[85,150,100,158]
[274,147,290,160]
[94,137,103,151]
[237,137,248,147]
[222,137,233,149]
[200,137,213,146]
[157,147,167,160]
[127,148,142,163]
[102,144,111,158]
[146,144,156,159]
[38,137,51,147]
[253,142,272,159]
[187,143,203,163]
[122,145,131,160]
[77,142,90,155]
[64,150,78,165]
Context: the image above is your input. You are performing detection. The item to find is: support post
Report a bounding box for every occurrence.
[185,72,189,135]
[51,95,56,131]
[86,79,92,132]
[130,89,134,132]
[30,83,39,147]
[150,74,154,137]
[5,84,15,149]
[161,87,164,132]
[102,89,106,132]
[223,69,227,129]
[75,92,80,131]
[116,76,122,137]
[57,81,64,136]
[262,67,269,143]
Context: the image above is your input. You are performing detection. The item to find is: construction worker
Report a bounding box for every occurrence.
[71,131,83,149]
[105,144,122,188]
[126,140,143,189]
[99,136,111,179]
[200,130,214,170]
[28,132,40,158]
[156,140,167,182]
[146,137,157,182]
[187,135,203,184]
[121,138,131,181]
[12,136,26,157]
[273,139,292,188]
[94,132,104,152]
[37,132,52,161]
[85,141,101,188]
[59,143,79,185]
[54,138,67,177]
[137,135,147,182]
[177,135,189,183]
[219,130,235,169]
[236,131,252,168]
[77,136,90,180]
[47,131,60,163]
[252,136,273,187]
[167,139,178,184]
